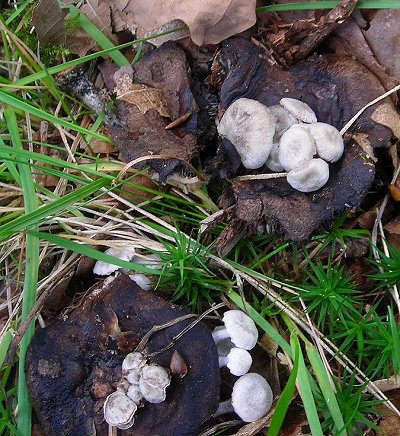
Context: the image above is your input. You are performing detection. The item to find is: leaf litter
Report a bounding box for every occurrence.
[8,1,400,435]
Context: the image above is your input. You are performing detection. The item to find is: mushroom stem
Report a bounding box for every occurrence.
[213,399,233,418]
[218,356,229,368]
[212,327,230,345]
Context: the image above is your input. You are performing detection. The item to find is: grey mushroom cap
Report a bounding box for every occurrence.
[219,347,253,376]
[122,352,146,373]
[103,391,137,429]
[280,98,317,123]
[269,105,298,142]
[213,326,235,357]
[127,384,144,405]
[231,373,273,422]
[220,310,258,350]
[217,98,276,169]
[287,158,329,192]
[306,122,344,163]
[139,364,171,404]
[265,142,285,172]
[279,125,316,171]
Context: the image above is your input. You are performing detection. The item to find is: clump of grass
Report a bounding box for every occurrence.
[156,231,230,312]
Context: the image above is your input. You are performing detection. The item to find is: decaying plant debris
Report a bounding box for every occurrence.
[26,274,220,435]
[4,2,400,436]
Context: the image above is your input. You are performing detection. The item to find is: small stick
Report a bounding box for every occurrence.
[234,172,288,182]
[165,111,192,130]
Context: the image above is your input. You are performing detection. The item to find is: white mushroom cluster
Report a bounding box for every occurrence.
[212,310,258,377]
[103,352,171,429]
[217,97,344,193]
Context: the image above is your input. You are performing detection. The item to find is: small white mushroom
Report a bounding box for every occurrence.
[127,384,144,405]
[213,326,235,357]
[305,122,344,163]
[269,104,298,142]
[219,348,252,376]
[93,246,135,276]
[214,373,273,422]
[103,391,137,429]
[122,352,146,373]
[125,368,142,384]
[265,142,285,172]
[280,98,317,123]
[217,98,276,169]
[287,158,329,192]
[278,125,316,171]
[139,364,171,404]
[129,273,153,291]
[212,310,258,351]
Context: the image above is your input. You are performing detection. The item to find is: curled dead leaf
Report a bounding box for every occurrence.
[108,0,257,46]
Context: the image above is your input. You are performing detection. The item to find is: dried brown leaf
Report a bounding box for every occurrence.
[80,0,116,42]
[32,0,66,46]
[115,74,171,118]
[110,0,257,46]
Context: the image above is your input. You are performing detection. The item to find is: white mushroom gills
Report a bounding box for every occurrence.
[217,98,276,169]
[287,158,329,192]
[218,347,252,376]
[278,125,316,171]
[213,373,273,422]
[139,364,171,404]
[280,98,317,123]
[103,391,137,429]
[212,310,258,350]
[305,122,344,163]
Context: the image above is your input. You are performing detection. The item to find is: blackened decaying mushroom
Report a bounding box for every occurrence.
[26,274,220,435]
[209,36,399,250]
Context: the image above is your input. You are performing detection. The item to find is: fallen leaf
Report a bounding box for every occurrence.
[108,0,257,46]
[115,75,171,118]
[32,0,66,46]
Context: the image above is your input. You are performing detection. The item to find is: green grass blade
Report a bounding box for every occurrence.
[306,343,346,435]
[0,177,110,240]
[67,5,130,67]
[0,92,110,141]
[29,231,162,275]
[268,334,300,436]
[5,108,39,436]
[257,1,400,12]
[297,345,324,436]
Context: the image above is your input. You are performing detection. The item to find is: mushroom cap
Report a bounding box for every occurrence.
[222,310,258,350]
[126,368,142,384]
[265,142,285,172]
[280,98,317,123]
[217,98,275,169]
[213,326,235,357]
[306,122,344,163]
[279,125,316,171]
[231,373,273,422]
[269,105,298,142]
[129,273,152,291]
[139,364,171,404]
[93,247,135,276]
[103,391,137,429]
[287,158,329,192]
[127,384,144,405]
[122,352,146,373]
[226,348,252,376]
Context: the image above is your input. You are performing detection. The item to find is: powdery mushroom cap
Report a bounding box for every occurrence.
[280,98,317,123]
[103,391,137,429]
[306,122,345,163]
[219,347,253,376]
[287,158,329,193]
[269,104,298,142]
[127,384,144,405]
[217,98,275,169]
[279,125,316,171]
[222,310,258,350]
[139,364,171,404]
[93,246,135,276]
[265,142,285,173]
[126,368,142,384]
[231,373,273,422]
[122,352,146,373]
[129,273,153,291]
